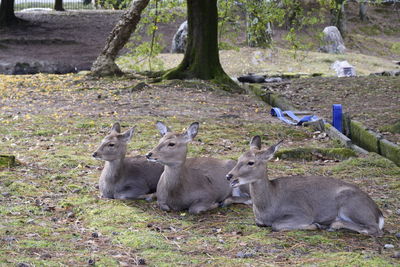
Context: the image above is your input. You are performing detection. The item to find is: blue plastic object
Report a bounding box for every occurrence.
[271,107,319,126]
[332,104,343,133]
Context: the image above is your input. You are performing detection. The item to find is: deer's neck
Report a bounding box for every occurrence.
[249,171,276,208]
[162,162,185,189]
[101,158,124,184]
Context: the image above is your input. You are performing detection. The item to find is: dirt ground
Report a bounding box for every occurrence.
[0,11,123,74]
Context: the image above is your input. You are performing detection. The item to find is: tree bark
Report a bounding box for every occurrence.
[331,0,347,37]
[164,0,241,92]
[0,0,19,26]
[91,0,150,76]
[359,2,368,21]
[54,0,65,11]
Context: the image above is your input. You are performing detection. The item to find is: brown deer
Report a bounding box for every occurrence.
[146,122,250,214]
[93,122,163,200]
[226,136,384,236]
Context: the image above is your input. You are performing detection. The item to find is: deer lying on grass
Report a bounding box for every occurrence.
[146,122,251,214]
[226,136,384,236]
[92,123,164,200]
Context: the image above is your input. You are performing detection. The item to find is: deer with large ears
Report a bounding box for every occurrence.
[92,122,164,200]
[146,121,251,214]
[226,136,384,236]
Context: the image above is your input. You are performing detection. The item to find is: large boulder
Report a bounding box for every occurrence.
[320,26,346,54]
[171,21,188,53]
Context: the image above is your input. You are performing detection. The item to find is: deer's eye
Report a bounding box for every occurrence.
[108,143,115,147]
[168,143,175,147]
[248,161,254,166]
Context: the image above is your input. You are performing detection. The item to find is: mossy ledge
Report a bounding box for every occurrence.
[276,147,357,161]
[0,155,16,168]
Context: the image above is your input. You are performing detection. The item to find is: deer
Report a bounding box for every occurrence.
[226,136,384,237]
[145,121,251,214]
[92,122,164,200]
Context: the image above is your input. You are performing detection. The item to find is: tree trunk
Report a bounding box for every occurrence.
[164,0,241,92]
[54,0,65,11]
[91,0,150,76]
[359,2,368,21]
[0,0,18,26]
[331,0,347,38]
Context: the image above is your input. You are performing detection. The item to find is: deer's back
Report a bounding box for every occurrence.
[162,157,235,208]
[271,175,381,222]
[109,156,163,199]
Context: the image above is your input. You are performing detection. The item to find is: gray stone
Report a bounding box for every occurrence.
[320,26,346,54]
[0,61,83,75]
[384,244,395,249]
[171,21,188,53]
[370,70,400,77]
[236,251,254,258]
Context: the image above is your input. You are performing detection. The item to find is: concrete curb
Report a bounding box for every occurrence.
[243,83,399,166]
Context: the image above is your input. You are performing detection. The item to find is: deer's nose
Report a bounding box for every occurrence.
[226,173,233,181]
[92,152,98,158]
[145,152,152,159]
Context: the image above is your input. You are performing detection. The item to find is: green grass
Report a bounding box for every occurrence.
[0,74,399,266]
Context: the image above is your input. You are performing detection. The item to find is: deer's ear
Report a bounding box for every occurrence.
[156,121,171,137]
[250,136,261,150]
[182,122,199,142]
[111,122,121,133]
[120,127,135,142]
[257,140,283,161]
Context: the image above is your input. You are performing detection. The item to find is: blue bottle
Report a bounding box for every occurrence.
[332,104,343,133]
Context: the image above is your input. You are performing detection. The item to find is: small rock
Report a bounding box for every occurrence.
[396,209,400,215]
[236,251,254,258]
[138,258,146,265]
[393,251,400,258]
[236,251,245,258]
[66,212,75,218]
[3,236,16,242]
[384,244,395,249]
[1,192,11,197]
[395,233,400,238]
[91,232,99,238]
[40,253,52,259]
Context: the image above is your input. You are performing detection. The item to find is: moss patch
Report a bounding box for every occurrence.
[0,155,16,168]
[350,121,380,153]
